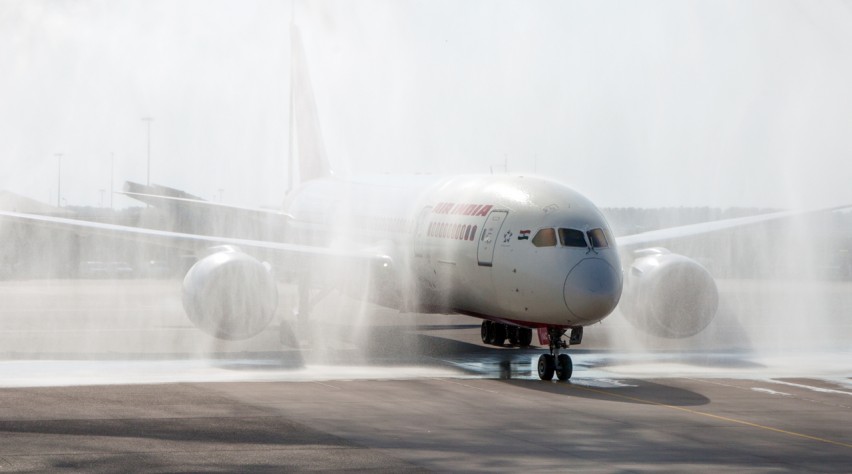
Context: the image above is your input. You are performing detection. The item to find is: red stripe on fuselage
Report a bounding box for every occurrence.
[454,309,572,330]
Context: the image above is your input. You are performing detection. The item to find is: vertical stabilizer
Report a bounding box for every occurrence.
[288,26,333,191]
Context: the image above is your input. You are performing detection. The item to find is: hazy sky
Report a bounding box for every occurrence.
[2,0,851,209]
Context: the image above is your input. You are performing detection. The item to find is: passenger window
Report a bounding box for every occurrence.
[587,228,609,248]
[559,228,587,248]
[532,228,557,247]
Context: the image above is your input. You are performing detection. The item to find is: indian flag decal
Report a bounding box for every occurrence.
[518,230,531,240]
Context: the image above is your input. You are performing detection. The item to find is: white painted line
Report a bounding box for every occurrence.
[768,379,852,396]
[751,387,791,396]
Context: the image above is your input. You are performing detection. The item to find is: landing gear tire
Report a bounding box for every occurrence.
[482,321,506,346]
[518,328,533,347]
[537,354,555,381]
[491,323,506,346]
[480,321,491,344]
[556,353,573,381]
[483,322,530,348]
[507,325,519,346]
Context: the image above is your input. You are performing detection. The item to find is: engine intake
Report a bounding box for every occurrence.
[182,246,278,340]
[620,248,718,338]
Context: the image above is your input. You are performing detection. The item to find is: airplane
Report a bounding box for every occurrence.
[1,26,846,382]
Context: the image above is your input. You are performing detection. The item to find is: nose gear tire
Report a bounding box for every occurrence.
[538,354,555,381]
[556,354,573,381]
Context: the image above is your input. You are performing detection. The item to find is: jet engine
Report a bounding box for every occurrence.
[182,246,278,340]
[620,248,718,338]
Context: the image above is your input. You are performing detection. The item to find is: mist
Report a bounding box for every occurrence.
[2,1,851,209]
[1,1,851,383]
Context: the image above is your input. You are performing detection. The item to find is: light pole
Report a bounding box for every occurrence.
[142,117,153,186]
[110,152,115,209]
[55,153,63,207]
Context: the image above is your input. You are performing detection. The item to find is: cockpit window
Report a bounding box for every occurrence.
[532,228,557,247]
[558,228,587,248]
[587,228,609,248]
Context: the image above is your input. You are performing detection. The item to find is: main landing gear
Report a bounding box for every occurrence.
[281,274,332,347]
[537,327,581,382]
[480,321,532,347]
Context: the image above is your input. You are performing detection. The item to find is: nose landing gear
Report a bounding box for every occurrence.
[537,327,577,381]
[480,321,579,381]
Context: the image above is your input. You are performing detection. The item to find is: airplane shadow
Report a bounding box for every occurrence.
[499,377,711,407]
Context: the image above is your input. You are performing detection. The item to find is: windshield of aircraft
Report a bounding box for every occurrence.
[558,228,587,248]
[533,227,611,249]
[586,228,609,248]
[532,228,558,247]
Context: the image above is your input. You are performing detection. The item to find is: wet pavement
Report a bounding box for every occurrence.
[0,279,849,471]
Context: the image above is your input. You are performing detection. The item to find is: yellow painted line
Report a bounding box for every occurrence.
[568,384,852,449]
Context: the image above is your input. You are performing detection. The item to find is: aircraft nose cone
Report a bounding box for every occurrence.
[564,258,622,321]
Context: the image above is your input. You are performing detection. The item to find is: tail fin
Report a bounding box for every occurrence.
[288,25,333,192]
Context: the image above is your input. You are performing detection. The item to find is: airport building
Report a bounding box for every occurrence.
[0,191,178,279]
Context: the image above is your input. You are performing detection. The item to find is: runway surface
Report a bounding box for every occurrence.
[0,279,850,472]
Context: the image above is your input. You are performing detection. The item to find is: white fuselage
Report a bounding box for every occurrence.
[282,174,623,329]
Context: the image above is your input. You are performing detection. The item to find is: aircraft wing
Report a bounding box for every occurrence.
[119,189,291,222]
[615,205,851,250]
[118,181,290,242]
[0,209,391,265]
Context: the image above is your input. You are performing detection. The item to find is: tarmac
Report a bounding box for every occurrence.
[0,278,849,472]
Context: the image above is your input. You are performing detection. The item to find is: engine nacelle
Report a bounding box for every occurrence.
[182,246,278,340]
[620,248,718,338]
